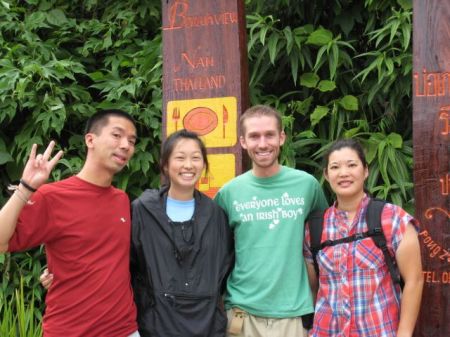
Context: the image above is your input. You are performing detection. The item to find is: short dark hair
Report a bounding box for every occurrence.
[160,129,209,184]
[84,109,136,135]
[239,105,283,135]
[323,138,368,172]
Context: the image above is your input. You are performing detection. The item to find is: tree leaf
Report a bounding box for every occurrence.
[290,51,299,84]
[283,26,293,54]
[292,97,313,116]
[46,9,68,26]
[339,95,358,111]
[103,30,113,49]
[310,105,329,126]
[0,151,14,165]
[306,28,333,46]
[268,34,279,64]
[329,42,339,80]
[25,11,50,30]
[366,139,378,164]
[1,1,10,9]
[300,72,319,88]
[397,0,412,11]
[317,80,336,92]
[387,132,403,148]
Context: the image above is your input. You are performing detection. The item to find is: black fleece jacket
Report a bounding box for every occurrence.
[130,187,234,337]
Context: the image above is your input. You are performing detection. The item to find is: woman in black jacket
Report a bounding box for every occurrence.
[130,129,234,337]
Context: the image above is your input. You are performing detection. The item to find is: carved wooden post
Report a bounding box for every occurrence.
[161,0,249,197]
[413,1,449,336]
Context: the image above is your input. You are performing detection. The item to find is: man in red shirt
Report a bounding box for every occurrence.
[0,110,139,337]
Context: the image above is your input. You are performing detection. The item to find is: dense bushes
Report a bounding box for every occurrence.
[0,0,413,333]
[245,0,413,207]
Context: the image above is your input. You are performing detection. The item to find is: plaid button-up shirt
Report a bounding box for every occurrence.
[304,196,418,337]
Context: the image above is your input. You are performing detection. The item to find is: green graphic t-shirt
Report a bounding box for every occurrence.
[215,166,328,318]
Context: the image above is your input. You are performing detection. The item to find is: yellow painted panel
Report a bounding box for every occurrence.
[197,153,235,198]
[167,97,237,148]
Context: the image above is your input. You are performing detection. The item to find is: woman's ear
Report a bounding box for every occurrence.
[323,168,329,183]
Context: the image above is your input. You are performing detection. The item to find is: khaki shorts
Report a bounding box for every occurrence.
[226,308,308,337]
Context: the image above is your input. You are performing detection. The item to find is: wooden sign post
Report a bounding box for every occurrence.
[161,0,249,197]
[413,1,449,336]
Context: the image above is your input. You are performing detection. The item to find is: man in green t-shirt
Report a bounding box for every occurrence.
[215,105,328,337]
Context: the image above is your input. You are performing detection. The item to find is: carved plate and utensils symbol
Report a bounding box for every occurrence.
[222,104,228,138]
[172,107,181,131]
[181,106,223,136]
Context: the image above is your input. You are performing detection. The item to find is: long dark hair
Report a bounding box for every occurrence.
[160,129,209,184]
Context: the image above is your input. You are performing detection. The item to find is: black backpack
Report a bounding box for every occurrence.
[307,198,404,289]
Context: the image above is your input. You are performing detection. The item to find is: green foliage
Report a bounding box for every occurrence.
[0,277,42,337]
[245,0,414,207]
[0,0,163,202]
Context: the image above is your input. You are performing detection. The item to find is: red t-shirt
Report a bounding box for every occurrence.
[8,176,137,337]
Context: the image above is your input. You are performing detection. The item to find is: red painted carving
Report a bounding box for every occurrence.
[439,107,449,135]
[173,75,226,92]
[164,0,238,31]
[440,174,449,195]
[413,68,450,97]
[424,207,450,219]
[181,52,215,69]
[419,230,450,262]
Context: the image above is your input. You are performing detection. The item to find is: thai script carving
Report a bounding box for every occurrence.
[414,68,450,97]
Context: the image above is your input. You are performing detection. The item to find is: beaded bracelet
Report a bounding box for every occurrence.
[19,179,37,193]
[7,184,35,205]
[14,190,30,204]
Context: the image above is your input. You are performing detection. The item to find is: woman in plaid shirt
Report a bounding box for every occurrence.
[304,139,423,337]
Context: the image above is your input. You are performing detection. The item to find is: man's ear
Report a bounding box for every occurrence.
[85,133,95,149]
[279,130,286,146]
[239,135,247,149]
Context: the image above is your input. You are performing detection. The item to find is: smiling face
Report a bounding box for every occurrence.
[86,116,137,175]
[240,115,286,177]
[324,147,369,202]
[165,138,206,199]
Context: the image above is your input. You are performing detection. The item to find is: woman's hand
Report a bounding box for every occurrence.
[39,268,54,290]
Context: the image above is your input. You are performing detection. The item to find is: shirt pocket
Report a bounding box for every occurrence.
[317,245,343,274]
[353,238,385,270]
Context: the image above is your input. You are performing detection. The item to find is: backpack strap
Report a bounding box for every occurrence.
[307,210,325,276]
[308,199,404,290]
[366,199,404,290]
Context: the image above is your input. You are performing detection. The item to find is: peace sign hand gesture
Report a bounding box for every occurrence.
[20,141,64,192]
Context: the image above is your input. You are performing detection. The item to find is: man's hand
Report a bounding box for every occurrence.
[21,141,64,191]
[40,268,54,290]
[0,141,64,253]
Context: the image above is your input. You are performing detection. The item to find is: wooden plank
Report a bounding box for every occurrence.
[161,0,249,197]
[413,1,450,336]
